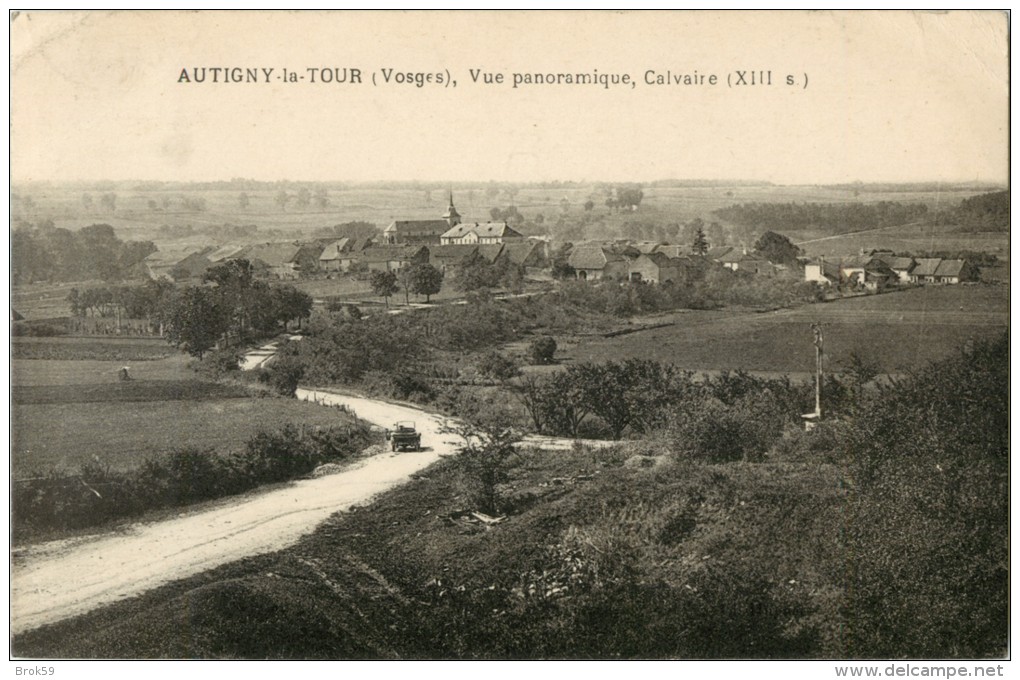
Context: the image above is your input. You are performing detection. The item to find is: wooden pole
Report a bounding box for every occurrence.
[812,323,823,418]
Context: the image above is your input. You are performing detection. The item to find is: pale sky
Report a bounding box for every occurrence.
[10,10,1009,185]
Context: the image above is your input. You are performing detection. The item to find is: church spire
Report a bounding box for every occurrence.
[442,190,461,227]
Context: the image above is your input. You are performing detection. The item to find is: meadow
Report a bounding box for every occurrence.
[11,350,357,478]
[552,285,1008,376]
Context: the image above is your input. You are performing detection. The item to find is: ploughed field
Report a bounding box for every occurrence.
[555,284,1008,375]
[11,349,350,478]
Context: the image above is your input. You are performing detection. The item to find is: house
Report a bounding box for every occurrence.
[294,241,328,276]
[628,252,683,284]
[384,219,450,245]
[476,243,505,264]
[568,245,628,281]
[318,237,352,272]
[836,254,872,286]
[718,249,776,275]
[653,244,688,259]
[360,245,429,273]
[319,237,375,273]
[862,262,898,291]
[804,259,841,285]
[706,246,735,262]
[499,240,547,271]
[143,247,213,281]
[440,221,524,245]
[909,258,942,284]
[886,257,916,284]
[243,242,303,279]
[428,244,482,273]
[932,259,970,284]
[384,193,462,245]
[206,244,248,263]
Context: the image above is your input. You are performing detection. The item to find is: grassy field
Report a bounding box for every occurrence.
[794,222,1008,261]
[11,350,355,478]
[551,285,1008,375]
[12,336,174,361]
[12,397,353,477]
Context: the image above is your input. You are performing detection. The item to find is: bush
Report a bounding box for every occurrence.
[198,348,242,375]
[13,422,376,541]
[11,321,67,337]
[666,391,788,463]
[527,336,557,365]
[265,354,305,396]
[476,351,521,382]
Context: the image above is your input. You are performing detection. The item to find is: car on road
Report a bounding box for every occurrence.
[385,421,422,452]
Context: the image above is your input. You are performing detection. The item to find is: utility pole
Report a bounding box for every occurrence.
[812,322,823,418]
[803,322,824,431]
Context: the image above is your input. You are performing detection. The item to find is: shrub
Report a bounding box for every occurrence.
[665,391,788,463]
[527,336,557,365]
[11,322,67,337]
[13,421,376,541]
[476,351,521,382]
[197,348,242,375]
[265,354,305,396]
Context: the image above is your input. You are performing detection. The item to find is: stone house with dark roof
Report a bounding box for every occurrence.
[568,245,628,281]
[243,242,304,279]
[627,252,683,284]
[360,245,429,273]
[932,259,971,284]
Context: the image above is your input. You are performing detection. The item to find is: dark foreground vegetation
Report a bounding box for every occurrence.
[12,422,375,543]
[15,332,1007,659]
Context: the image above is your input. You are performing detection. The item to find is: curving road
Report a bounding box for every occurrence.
[11,389,606,635]
[10,391,461,635]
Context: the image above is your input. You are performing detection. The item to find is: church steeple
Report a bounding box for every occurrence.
[442,191,461,227]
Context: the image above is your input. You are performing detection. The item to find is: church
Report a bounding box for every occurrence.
[383,194,523,246]
[382,194,462,245]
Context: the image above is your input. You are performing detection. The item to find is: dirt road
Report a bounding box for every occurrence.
[10,390,465,635]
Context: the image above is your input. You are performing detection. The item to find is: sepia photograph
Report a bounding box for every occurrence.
[8,9,1010,667]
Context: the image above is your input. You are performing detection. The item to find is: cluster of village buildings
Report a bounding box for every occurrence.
[141,196,974,289]
[803,251,974,289]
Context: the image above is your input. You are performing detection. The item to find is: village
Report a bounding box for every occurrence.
[134,193,977,298]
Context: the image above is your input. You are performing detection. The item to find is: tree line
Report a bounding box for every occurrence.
[12,223,156,284]
[713,200,930,234]
[67,259,314,358]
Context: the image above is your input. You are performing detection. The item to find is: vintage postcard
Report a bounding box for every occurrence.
[9,9,1010,670]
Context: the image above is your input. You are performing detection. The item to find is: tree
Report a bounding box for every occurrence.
[295,188,311,210]
[370,270,399,309]
[615,186,644,210]
[163,287,228,359]
[274,285,314,331]
[313,188,330,210]
[99,192,117,213]
[528,336,557,364]
[444,404,522,515]
[238,192,250,210]
[476,351,521,383]
[274,191,291,212]
[81,193,93,211]
[692,226,709,255]
[573,359,681,439]
[405,262,444,303]
[753,231,802,265]
[583,199,595,212]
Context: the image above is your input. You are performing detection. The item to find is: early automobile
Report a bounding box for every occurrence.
[385,421,422,452]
